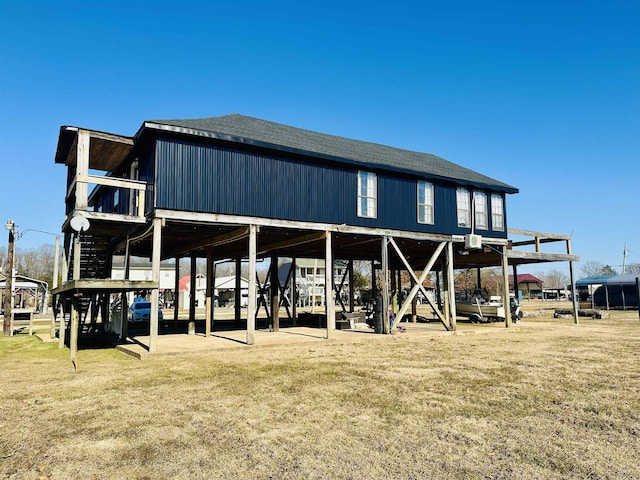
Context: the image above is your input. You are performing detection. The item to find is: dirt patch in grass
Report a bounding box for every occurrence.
[1,311,639,479]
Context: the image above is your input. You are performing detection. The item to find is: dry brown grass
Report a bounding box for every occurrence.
[1,310,639,479]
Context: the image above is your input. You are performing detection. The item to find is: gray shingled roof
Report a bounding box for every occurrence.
[143,114,518,193]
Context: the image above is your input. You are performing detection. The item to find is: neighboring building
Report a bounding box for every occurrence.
[509,273,543,299]
[0,273,48,314]
[278,259,349,307]
[576,275,640,309]
[178,274,249,309]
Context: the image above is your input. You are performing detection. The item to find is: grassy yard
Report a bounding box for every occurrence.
[1,311,639,479]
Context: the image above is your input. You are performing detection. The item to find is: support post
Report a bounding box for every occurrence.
[235,258,242,328]
[381,236,390,334]
[149,217,162,353]
[189,254,197,324]
[411,276,417,323]
[569,261,579,324]
[174,257,180,329]
[348,260,355,313]
[205,251,213,337]
[247,225,257,345]
[120,291,128,342]
[70,296,79,370]
[501,244,511,328]
[446,241,457,331]
[325,231,335,338]
[75,130,89,210]
[270,255,279,332]
[292,258,298,325]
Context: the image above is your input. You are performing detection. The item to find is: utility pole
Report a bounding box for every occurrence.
[3,220,15,336]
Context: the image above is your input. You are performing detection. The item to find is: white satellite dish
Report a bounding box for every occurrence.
[70,215,91,233]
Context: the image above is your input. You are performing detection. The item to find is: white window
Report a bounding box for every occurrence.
[491,194,504,231]
[474,191,488,230]
[113,190,119,210]
[417,181,434,224]
[357,171,377,218]
[456,188,471,228]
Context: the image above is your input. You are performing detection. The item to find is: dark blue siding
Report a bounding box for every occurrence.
[153,138,507,238]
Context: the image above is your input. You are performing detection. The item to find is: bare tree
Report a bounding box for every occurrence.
[580,261,607,277]
[15,244,56,284]
[540,269,569,289]
[624,263,640,274]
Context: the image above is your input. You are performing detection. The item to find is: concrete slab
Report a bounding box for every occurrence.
[114,320,503,359]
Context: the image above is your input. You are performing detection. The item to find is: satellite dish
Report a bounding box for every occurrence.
[70,215,91,233]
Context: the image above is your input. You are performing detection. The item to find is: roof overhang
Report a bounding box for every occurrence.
[54,126,134,172]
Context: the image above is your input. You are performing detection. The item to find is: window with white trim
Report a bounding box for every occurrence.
[357,171,377,218]
[456,188,471,228]
[491,193,504,231]
[417,181,434,224]
[474,191,488,230]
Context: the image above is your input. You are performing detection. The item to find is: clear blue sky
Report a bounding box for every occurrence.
[1,1,638,275]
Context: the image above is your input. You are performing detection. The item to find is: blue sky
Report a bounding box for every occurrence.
[1,1,638,275]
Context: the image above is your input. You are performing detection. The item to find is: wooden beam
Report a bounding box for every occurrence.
[70,296,79,371]
[325,231,335,338]
[508,228,571,240]
[75,130,89,210]
[189,254,196,325]
[173,226,250,258]
[174,257,180,329]
[501,245,511,328]
[247,225,257,345]
[446,241,457,331]
[257,231,327,256]
[270,255,279,332]
[154,209,504,246]
[205,252,214,337]
[149,217,162,353]
[381,236,389,334]
[77,174,147,191]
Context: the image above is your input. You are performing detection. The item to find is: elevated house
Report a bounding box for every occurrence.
[51,114,579,359]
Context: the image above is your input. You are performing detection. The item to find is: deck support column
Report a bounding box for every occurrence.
[75,130,89,210]
[292,258,298,325]
[246,225,257,345]
[149,217,162,353]
[235,258,242,328]
[205,251,214,337]
[445,241,457,331]
[348,260,355,313]
[501,244,512,328]
[270,255,279,332]
[174,257,180,329]
[120,291,128,341]
[189,254,197,324]
[69,234,81,364]
[567,239,579,324]
[325,231,335,338]
[381,236,390,334]
[70,295,79,370]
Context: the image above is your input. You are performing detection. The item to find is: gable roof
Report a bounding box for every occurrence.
[141,114,518,194]
[509,273,543,286]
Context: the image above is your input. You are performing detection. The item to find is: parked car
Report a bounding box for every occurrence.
[128,301,163,323]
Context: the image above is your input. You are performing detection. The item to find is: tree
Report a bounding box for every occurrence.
[15,244,57,284]
[624,263,640,274]
[540,269,569,289]
[580,261,617,277]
